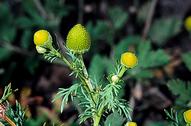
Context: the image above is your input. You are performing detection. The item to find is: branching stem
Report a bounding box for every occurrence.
[54,49,97,105]
[93,106,104,126]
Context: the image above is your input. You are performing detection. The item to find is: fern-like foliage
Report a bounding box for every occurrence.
[78,87,96,123]
[43,51,58,63]
[53,83,80,113]
[0,84,25,126]
[167,79,191,105]
[100,83,132,121]
[0,84,16,104]
[164,108,180,126]
[6,101,25,126]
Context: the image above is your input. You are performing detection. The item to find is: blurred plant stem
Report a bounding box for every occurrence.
[4,115,16,126]
[33,0,48,19]
[0,42,32,56]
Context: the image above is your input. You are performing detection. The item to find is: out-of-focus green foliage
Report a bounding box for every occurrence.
[89,54,108,81]
[0,0,72,84]
[137,1,151,23]
[0,0,191,125]
[108,7,128,30]
[167,79,191,106]
[0,3,16,42]
[24,116,46,126]
[87,21,114,45]
[149,17,182,46]
[104,112,125,126]
[182,52,191,72]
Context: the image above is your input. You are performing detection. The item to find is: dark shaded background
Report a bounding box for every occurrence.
[1,0,191,126]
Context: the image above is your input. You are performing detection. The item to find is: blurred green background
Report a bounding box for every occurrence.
[1,0,191,126]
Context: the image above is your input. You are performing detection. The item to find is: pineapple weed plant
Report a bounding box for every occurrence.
[34,24,137,126]
[1,16,191,125]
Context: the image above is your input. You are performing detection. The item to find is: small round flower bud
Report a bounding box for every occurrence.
[36,46,47,54]
[33,30,52,48]
[125,122,137,126]
[121,52,138,68]
[111,75,119,83]
[184,109,191,124]
[184,16,191,31]
[66,24,91,54]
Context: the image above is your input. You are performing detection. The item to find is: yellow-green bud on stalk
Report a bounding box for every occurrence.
[117,52,138,79]
[184,16,191,31]
[66,24,91,54]
[33,30,53,50]
[36,46,47,54]
[111,75,119,83]
[121,52,138,68]
[184,109,191,124]
[125,122,137,126]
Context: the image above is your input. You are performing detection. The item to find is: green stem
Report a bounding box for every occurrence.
[93,106,104,126]
[93,115,100,126]
[52,48,72,69]
[54,50,96,104]
[118,66,127,78]
[53,50,99,124]
[79,55,94,92]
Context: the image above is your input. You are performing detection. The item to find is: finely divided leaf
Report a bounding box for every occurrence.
[149,17,182,45]
[167,79,191,104]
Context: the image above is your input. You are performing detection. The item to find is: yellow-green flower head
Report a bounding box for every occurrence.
[66,24,91,53]
[184,16,191,31]
[125,122,137,126]
[184,109,191,124]
[121,52,138,68]
[33,30,52,47]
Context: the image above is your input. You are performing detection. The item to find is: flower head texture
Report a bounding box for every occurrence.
[121,52,138,68]
[184,16,191,31]
[125,122,137,126]
[66,24,91,53]
[34,30,50,46]
[184,109,191,124]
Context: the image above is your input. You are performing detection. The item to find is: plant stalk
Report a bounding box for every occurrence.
[93,106,104,126]
[118,66,127,78]
[56,50,96,104]
[4,115,16,126]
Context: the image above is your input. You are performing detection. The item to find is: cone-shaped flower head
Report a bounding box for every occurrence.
[184,109,191,124]
[66,24,91,53]
[121,52,138,68]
